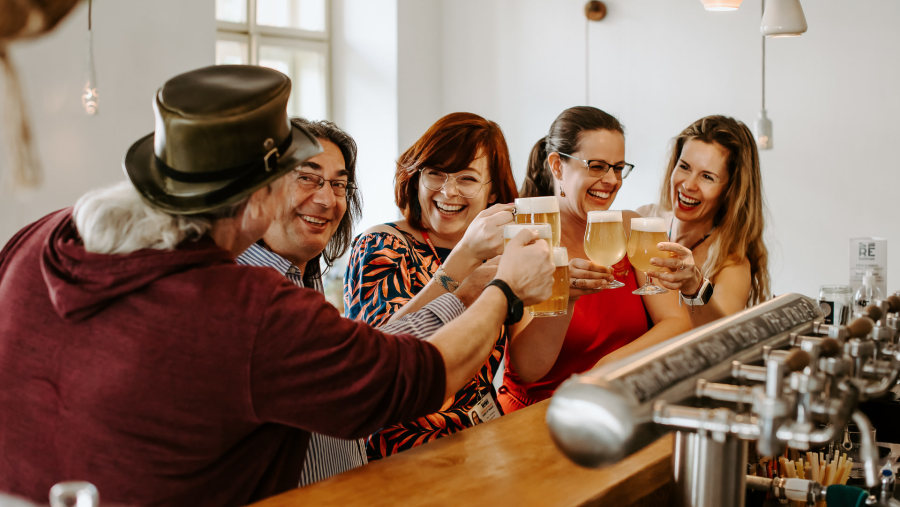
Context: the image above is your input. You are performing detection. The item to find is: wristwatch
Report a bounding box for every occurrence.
[681,278,714,306]
[486,279,524,325]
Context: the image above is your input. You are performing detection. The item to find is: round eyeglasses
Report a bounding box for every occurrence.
[419,168,490,199]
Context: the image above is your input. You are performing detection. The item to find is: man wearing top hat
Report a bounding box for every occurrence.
[0,65,553,505]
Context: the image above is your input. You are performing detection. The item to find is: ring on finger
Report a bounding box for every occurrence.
[571,278,579,289]
[678,260,686,271]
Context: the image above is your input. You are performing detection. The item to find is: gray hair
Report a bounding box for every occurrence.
[73,181,212,254]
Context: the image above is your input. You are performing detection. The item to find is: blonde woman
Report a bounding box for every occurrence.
[638,115,771,326]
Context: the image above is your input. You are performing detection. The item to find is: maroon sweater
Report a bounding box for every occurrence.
[0,209,445,505]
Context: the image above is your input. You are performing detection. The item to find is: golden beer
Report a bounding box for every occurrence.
[528,247,569,317]
[515,196,561,246]
[626,217,669,274]
[584,210,626,267]
[503,223,552,249]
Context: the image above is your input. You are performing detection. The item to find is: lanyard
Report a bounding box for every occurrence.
[420,230,443,267]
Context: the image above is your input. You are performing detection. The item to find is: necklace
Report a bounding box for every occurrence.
[688,232,712,251]
[669,219,714,251]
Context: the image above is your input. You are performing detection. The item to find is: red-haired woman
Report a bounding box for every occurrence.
[344,112,519,459]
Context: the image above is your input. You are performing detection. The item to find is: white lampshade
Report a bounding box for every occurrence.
[700,0,742,11]
[761,0,807,37]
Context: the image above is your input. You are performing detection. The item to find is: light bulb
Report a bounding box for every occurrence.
[82,81,98,115]
[755,110,773,150]
[82,28,98,115]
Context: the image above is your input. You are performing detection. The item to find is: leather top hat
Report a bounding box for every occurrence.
[124,65,322,214]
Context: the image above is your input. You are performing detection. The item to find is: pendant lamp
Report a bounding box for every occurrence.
[761,0,807,37]
[756,0,773,149]
[700,0,742,11]
[82,0,98,115]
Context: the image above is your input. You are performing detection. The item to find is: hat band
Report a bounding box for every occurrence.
[155,133,294,183]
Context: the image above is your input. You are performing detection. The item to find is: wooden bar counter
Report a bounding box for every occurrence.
[251,400,674,506]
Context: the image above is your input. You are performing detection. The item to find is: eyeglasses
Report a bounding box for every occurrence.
[419,168,490,199]
[292,170,356,197]
[559,152,635,180]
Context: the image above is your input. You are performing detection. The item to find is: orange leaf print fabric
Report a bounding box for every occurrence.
[343,224,506,459]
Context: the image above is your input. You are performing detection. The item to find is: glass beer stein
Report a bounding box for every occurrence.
[514,196,561,246]
[528,246,570,317]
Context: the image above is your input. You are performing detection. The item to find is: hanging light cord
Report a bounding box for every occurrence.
[584,16,590,105]
[760,0,766,111]
[88,0,92,31]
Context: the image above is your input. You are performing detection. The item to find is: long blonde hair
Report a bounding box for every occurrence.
[659,115,770,305]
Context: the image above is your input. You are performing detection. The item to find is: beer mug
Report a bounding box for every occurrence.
[528,246,569,317]
[584,210,627,289]
[626,217,669,295]
[514,196,561,246]
[503,223,552,250]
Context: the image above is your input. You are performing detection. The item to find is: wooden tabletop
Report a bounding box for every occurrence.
[250,400,674,506]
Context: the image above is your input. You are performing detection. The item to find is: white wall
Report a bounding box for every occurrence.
[332,0,401,234]
[4,0,899,302]
[430,0,900,299]
[0,0,214,242]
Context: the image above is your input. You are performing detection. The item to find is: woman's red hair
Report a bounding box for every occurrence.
[394,112,518,230]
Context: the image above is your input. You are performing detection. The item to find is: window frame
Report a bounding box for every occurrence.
[216,0,331,119]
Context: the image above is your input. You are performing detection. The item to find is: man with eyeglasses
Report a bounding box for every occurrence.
[236,119,489,486]
[0,66,555,505]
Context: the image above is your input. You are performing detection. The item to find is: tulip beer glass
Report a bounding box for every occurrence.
[514,196,560,246]
[584,210,626,289]
[528,246,570,317]
[626,217,669,295]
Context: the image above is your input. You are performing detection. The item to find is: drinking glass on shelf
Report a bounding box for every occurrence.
[626,217,669,295]
[583,210,626,289]
[528,247,569,317]
[514,196,561,246]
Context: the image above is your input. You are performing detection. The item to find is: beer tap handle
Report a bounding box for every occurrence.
[847,316,875,339]
[887,294,900,314]
[820,338,841,357]
[867,304,884,323]
[784,349,810,372]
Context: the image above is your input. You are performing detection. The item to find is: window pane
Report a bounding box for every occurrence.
[216,39,249,65]
[259,44,328,120]
[216,0,247,23]
[257,0,326,32]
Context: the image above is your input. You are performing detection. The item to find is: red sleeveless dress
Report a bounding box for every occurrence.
[498,257,651,412]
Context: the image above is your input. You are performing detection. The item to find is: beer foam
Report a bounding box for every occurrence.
[552,246,569,267]
[504,223,552,239]
[586,210,622,223]
[515,196,559,214]
[630,217,667,233]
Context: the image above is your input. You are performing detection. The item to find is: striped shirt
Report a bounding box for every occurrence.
[236,242,464,485]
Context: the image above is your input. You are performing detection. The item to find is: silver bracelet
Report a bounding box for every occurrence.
[434,265,460,293]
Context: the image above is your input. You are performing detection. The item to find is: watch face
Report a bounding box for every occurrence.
[510,298,524,324]
[700,281,714,304]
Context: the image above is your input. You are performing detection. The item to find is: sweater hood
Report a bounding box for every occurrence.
[41,211,234,321]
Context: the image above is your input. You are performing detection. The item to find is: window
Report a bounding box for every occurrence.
[216,0,330,121]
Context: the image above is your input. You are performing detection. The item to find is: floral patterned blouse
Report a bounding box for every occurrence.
[343,223,506,460]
